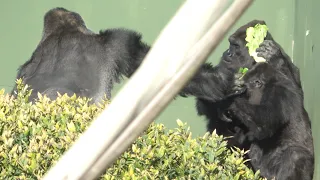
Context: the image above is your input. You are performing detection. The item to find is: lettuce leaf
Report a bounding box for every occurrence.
[245,24,268,62]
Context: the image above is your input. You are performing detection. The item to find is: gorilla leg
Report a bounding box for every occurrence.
[250,145,314,180]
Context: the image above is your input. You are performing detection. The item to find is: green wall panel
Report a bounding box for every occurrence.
[293,0,319,178]
[0,1,317,179]
[0,0,295,135]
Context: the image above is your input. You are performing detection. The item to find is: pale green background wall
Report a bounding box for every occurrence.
[0,1,318,179]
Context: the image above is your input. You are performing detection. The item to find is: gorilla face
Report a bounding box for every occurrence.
[241,62,280,105]
[221,35,255,71]
[220,20,275,73]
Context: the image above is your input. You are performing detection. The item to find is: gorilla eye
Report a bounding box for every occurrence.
[251,80,262,88]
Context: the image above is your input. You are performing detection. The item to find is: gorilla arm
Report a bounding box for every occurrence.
[179,63,233,102]
[101,30,236,103]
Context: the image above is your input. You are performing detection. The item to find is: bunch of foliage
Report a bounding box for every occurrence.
[245,24,269,63]
[0,80,263,179]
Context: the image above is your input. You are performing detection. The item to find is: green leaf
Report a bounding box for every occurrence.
[30,157,37,171]
[176,119,183,127]
[238,67,244,73]
[242,68,249,74]
[67,121,76,132]
[18,120,23,129]
[238,67,249,79]
[245,24,268,62]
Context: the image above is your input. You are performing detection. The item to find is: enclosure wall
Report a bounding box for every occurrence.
[0,0,318,179]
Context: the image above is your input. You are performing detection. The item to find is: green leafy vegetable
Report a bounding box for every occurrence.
[238,67,249,74]
[238,67,249,79]
[245,24,269,62]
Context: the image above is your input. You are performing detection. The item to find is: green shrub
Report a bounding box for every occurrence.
[0,80,263,179]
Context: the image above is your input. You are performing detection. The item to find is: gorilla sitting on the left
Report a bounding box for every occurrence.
[11,7,151,104]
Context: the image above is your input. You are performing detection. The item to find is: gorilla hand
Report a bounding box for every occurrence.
[225,72,246,99]
[256,40,282,62]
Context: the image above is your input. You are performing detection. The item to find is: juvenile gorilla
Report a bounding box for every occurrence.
[12,7,150,103]
[226,61,314,180]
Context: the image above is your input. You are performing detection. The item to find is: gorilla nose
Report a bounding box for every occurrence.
[224,49,234,57]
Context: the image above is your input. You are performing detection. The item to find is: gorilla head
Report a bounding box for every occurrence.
[222,19,301,89]
[42,7,94,39]
[40,7,94,45]
[219,20,271,72]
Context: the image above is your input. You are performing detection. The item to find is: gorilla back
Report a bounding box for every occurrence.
[11,7,150,103]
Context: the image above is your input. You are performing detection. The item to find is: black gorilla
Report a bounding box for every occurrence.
[181,20,270,148]
[186,20,312,150]
[188,20,314,179]
[11,7,150,103]
[225,61,314,180]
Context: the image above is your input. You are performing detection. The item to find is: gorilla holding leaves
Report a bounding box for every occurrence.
[182,19,314,179]
[183,20,270,148]
[221,25,314,179]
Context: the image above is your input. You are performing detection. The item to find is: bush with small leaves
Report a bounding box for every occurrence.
[0,79,264,179]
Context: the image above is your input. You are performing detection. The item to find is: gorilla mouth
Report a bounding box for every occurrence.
[222,54,233,63]
[221,50,233,63]
[223,58,232,64]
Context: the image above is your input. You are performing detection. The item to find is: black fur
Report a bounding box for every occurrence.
[226,62,314,180]
[11,7,150,103]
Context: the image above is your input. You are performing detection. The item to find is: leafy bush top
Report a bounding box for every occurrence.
[0,80,262,179]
